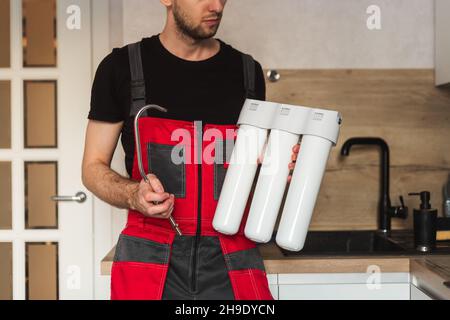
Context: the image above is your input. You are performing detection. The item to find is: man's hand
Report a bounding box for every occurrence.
[129,174,175,219]
[255,143,301,183]
[287,143,300,183]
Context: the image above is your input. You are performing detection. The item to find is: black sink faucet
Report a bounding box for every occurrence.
[340,137,408,232]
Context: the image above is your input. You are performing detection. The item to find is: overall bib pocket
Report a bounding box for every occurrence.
[147,142,186,198]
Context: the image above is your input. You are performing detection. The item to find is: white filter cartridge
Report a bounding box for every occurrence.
[213,99,342,251]
[275,134,333,251]
[245,129,300,243]
[212,124,268,235]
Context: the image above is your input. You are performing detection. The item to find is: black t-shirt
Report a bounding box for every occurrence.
[88,34,266,178]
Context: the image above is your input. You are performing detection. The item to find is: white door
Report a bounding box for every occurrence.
[0,0,93,300]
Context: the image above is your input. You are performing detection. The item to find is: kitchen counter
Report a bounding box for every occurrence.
[256,242,412,274]
[259,242,450,299]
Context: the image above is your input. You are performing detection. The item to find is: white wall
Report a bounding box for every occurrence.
[113,0,434,69]
[109,0,123,49]
[435,0,450,85]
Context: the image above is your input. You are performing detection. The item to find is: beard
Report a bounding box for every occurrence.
[172,2,221,40]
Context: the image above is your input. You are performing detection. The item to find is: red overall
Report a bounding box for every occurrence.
[110,116,274,300]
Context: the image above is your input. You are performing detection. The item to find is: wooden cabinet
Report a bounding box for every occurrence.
[272,273,412,300]
[268,273,439,300]
[279,284,410,300]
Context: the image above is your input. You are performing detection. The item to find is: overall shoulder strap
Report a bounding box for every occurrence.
[242,53,256,99]
[128,41,147,117]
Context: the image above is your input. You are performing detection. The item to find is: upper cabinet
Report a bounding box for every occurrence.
[435,0,450,86]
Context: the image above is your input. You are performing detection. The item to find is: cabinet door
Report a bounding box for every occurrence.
[267,274,278,300]
[269,285,278,300]
[279,284,410,300]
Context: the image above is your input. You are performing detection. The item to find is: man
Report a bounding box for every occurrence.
[82,0,300,300]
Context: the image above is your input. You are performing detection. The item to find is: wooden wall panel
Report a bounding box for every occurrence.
[266,69,450,231]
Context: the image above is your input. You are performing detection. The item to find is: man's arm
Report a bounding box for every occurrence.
[81,120,175,218]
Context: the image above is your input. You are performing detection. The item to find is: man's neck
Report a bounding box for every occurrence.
[159,28,220,62]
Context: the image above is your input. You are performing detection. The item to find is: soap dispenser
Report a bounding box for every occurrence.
[408,191,438,252]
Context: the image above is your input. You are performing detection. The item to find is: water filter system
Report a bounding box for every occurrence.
[212,99,342,251]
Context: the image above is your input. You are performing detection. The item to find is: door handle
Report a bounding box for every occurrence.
[51,192,87,203]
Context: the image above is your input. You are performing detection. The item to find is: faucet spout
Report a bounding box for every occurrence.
[340,137,407,232]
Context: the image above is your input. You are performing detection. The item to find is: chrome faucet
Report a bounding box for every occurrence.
[340,137,408,232]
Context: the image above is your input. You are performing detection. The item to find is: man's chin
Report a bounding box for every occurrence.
[193,30,219,40]
[201,26,220,38]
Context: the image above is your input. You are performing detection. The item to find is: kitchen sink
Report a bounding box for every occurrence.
[276,230,407,256]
